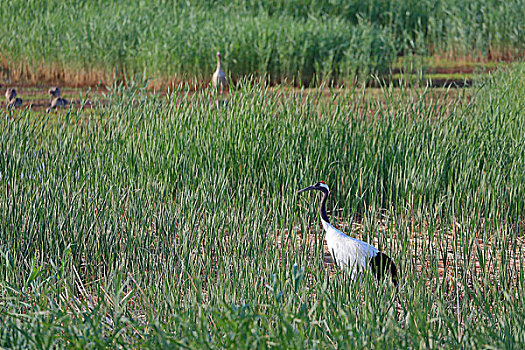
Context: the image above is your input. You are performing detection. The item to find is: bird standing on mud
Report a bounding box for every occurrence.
[46,86,69,113]
[212,52,228,95]
[298,181,399,286]
[5,88,22,108]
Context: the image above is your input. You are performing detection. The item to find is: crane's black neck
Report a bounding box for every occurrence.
[320,189,330,223]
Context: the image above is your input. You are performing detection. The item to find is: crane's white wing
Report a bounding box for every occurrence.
[322,220,378,278]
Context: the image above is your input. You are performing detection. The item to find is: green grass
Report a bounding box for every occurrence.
[1,0,523,85]
[1,64,524,348]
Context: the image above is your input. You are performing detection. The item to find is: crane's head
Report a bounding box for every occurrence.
[216,52,221,58]
[297,181,330,194]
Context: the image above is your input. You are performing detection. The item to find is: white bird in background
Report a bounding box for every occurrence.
[298,181,398,286]
[212,51,228,95]
[5,88,22,108]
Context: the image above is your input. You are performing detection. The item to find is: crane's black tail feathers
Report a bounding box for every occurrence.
[370,252,399,287]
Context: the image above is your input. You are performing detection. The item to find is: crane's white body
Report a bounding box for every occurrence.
[321,218,378,278]
[212,67,227,88]
[212,52,228,94]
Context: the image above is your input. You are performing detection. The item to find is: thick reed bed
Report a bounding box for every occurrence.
[1,0,523,86]
[0,65,524,348]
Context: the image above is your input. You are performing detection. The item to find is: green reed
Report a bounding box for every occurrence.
[0,65,524,348]
[1,0,523,85]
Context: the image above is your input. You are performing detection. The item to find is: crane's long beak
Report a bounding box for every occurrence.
[297,185,315,194]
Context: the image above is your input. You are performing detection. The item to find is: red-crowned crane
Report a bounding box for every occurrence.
[298,181,398,286]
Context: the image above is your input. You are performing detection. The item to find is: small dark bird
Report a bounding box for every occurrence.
[48,86,61,99]
[5,88,23,108]
[46,97,69,113]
